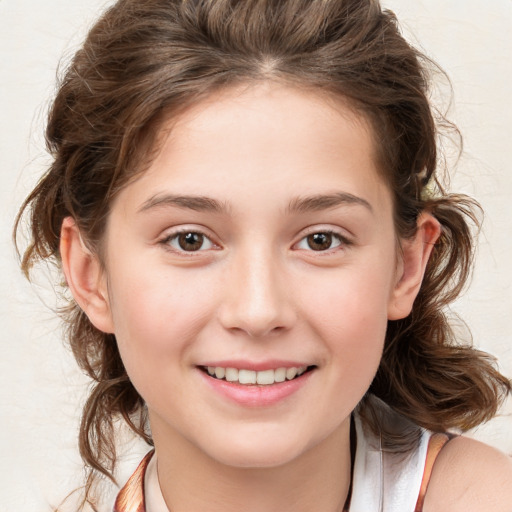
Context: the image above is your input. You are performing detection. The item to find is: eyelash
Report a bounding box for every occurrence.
[159,229,217,254]
[158,228,351,255]
[294,230,352,253]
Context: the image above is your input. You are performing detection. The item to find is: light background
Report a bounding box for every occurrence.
[1,0,511,510]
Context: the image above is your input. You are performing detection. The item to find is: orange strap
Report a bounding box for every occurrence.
[414,433,454,512]
[113,450,154,512]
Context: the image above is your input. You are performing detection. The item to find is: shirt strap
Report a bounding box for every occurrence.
[414,432,456,512]
[113,449,155,512]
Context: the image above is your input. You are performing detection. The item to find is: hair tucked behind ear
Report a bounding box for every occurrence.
[14,0,510,507]
[371,195,510,433]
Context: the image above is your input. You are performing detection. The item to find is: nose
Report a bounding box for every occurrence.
[218,246,296,338]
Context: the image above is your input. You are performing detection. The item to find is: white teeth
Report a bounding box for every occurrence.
[274,367,286,383]
[225,367,239,382]
[256,369,275,385]
[238,369,257,384]
[286,367,298,380]
[205,365,310,385]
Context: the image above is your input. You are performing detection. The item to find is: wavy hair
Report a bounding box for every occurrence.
[15,0,511,507]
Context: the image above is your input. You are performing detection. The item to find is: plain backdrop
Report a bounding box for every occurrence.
[1,0,511,510]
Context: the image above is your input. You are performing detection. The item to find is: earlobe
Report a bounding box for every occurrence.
[60,217,115,333]
[388,213,441,320]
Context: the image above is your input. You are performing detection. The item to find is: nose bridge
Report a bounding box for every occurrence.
[219,241,294,337]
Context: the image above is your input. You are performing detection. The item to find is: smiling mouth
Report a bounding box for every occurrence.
[200,366,316,386]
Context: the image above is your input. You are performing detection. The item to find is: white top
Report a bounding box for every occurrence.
[349,405,431,511]
[145,453,169,512]
[143,398,433,512]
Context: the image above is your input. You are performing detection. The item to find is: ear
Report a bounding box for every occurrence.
[60,217,115,333]
[388,213,441,320]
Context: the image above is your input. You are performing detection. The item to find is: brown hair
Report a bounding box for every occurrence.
[15,0,511,507]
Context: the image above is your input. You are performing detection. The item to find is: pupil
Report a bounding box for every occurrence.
[179,232,203,251]
[308,233,332,251]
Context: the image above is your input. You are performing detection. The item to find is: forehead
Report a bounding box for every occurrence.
[117,83,392,215]
[165,83,374,160]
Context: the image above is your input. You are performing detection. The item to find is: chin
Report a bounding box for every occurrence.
[202,430,315,469]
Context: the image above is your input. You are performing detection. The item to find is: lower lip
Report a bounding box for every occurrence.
[198,369,314,407]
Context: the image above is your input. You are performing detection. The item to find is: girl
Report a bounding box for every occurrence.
[15,0,512,510]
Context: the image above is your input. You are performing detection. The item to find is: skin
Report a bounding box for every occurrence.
[424,436,512,512]
[59,83,511,511]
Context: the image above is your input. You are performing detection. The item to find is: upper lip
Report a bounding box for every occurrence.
[197,360,314,371]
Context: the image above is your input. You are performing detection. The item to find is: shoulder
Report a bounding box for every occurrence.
[424,435,512,512]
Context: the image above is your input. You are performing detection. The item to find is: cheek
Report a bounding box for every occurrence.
[297,265,392,377]
[106,265,219,381]
[109,254,217,333]
[299,265,392,333]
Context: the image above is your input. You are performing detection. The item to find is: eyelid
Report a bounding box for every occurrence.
[292,226,353,252]
[158,225,221,254]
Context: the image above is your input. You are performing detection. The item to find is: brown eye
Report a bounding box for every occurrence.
[164,231,214,252]
[296,231,344,252]
[307,233,333,251]
[178,232,205,251]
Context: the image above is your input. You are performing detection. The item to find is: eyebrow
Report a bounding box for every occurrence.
[138,194,228,214]
[138,191,372,215]
[287,192,373,214]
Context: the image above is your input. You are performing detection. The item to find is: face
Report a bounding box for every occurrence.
[82,84,418,468]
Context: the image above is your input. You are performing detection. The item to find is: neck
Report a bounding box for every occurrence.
[150,415,352,512]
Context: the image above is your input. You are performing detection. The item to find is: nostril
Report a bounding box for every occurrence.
[217,265,297,337]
